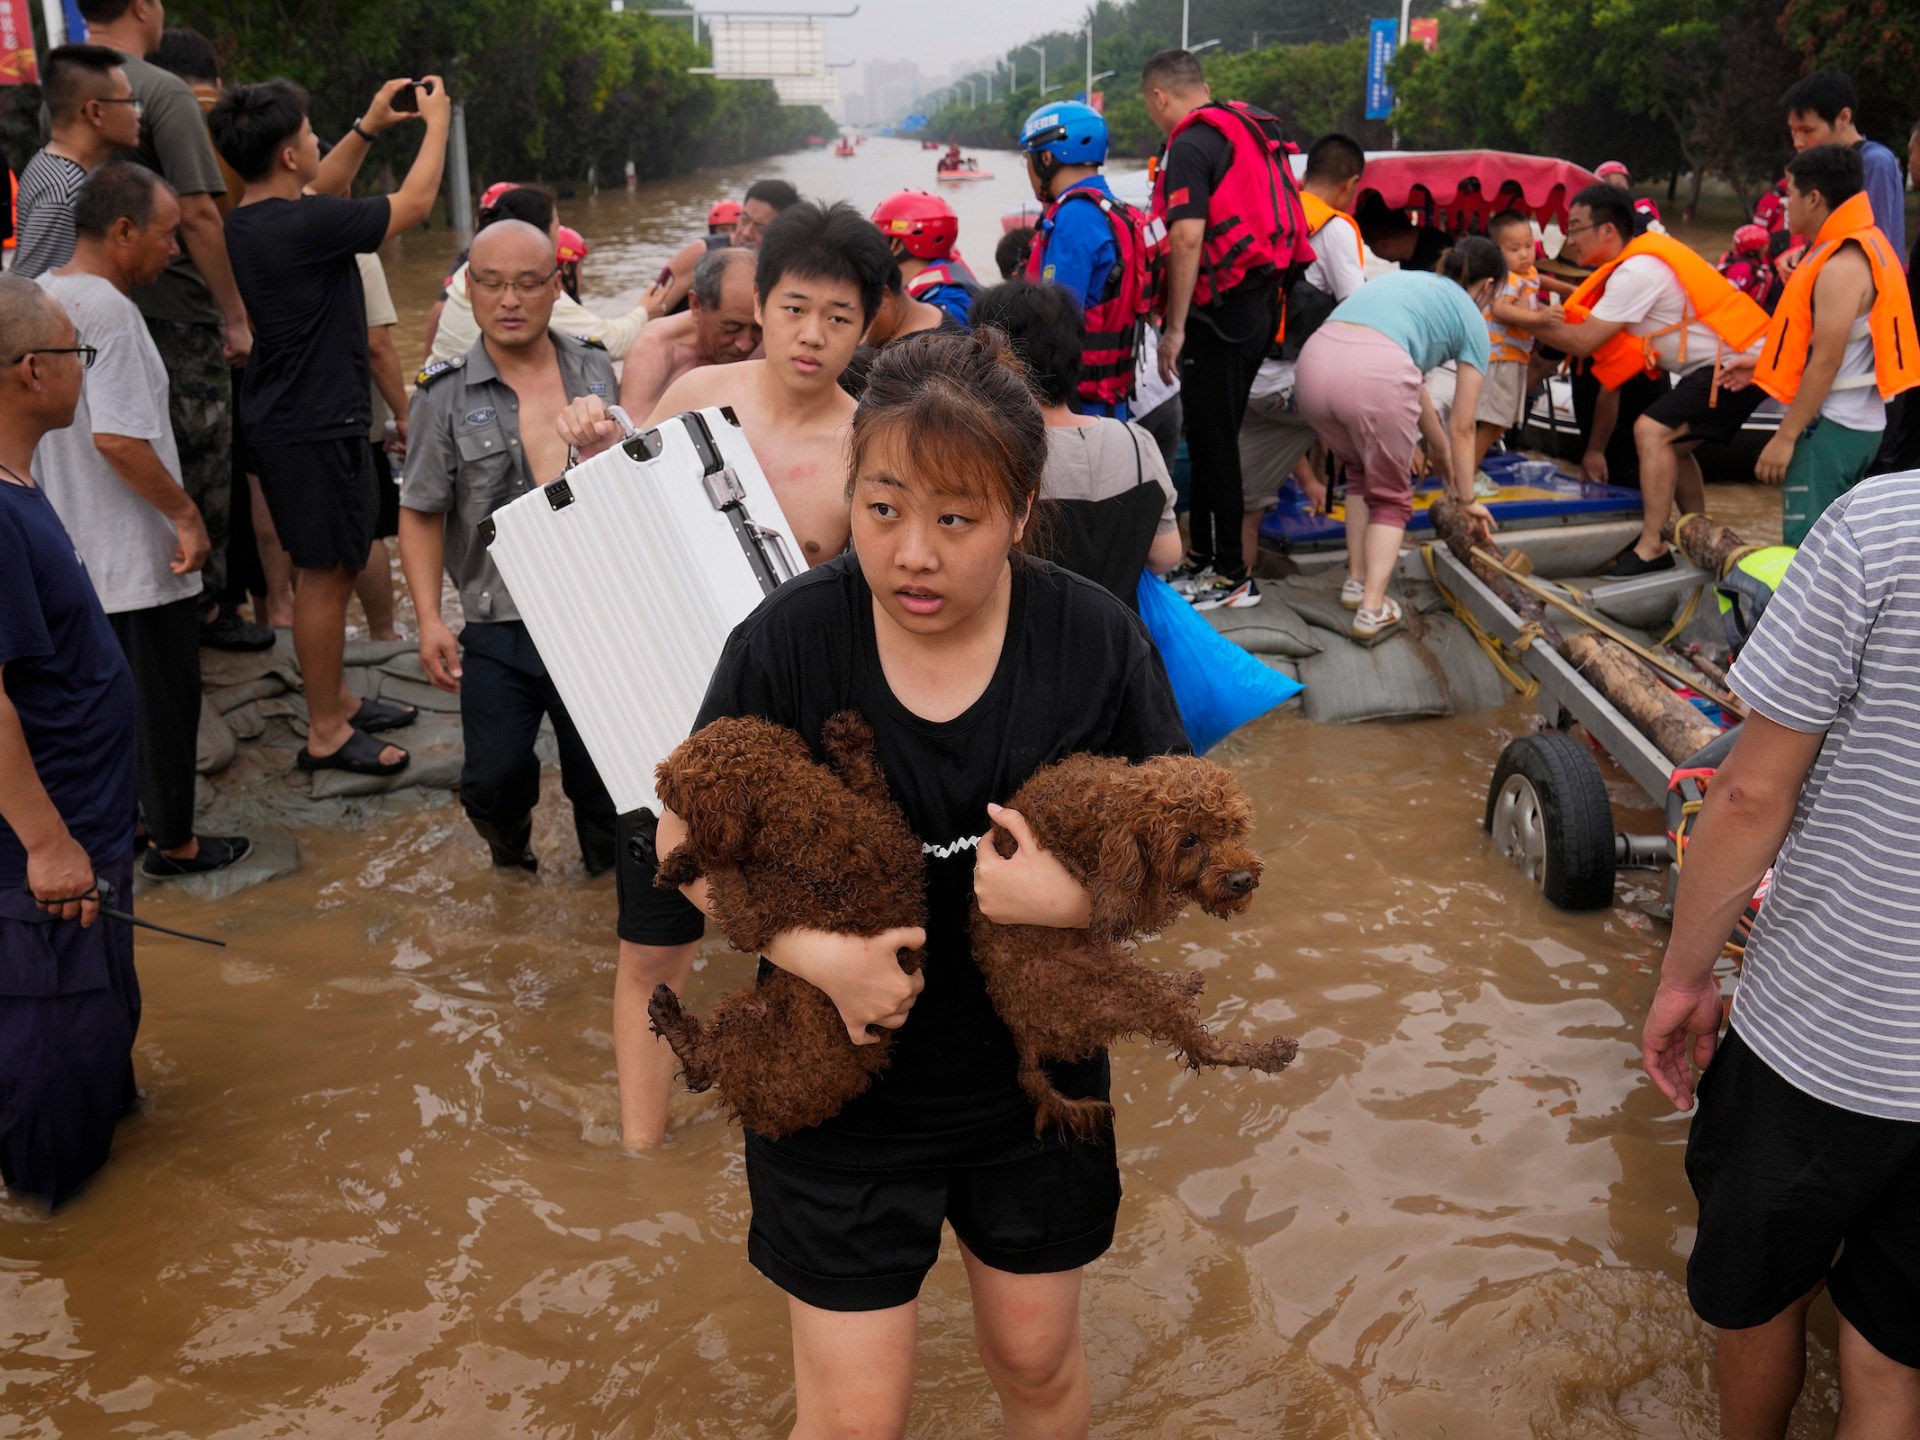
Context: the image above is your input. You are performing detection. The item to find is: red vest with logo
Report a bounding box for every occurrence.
[1027,181,1166,407]
[1150,101,1314,310]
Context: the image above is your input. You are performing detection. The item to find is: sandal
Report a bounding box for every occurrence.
[142,834,253,879]
[349,696,418,733]
[1340,577,1366,611]
[1352,596,1404,641]
[297,729,410,777]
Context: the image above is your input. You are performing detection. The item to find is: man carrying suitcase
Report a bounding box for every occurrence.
[398,219,619,874]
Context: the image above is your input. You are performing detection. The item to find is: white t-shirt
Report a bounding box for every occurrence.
[1251,213,1368,400]
[1822,314,1885,433]
[1589,254,1761,377]
[31,272,203,615]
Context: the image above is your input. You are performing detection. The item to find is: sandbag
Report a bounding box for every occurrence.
[1203,598,1323,659]
[1421,613,1517,714]
[1136,574,1304,752]
[1296,627,1452,723]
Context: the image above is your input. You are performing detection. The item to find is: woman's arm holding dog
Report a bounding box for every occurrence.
[974,804,1093,929]
[661,806,926,1046]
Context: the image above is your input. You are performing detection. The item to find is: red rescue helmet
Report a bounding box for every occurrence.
[479,181,522,212]
[556,226,589,264]
[1732,223,1769,254]
[871,190,959,259]
[1595,160,1631,182]
[708,198,743,230]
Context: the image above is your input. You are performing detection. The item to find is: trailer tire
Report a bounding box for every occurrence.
[1484,732,1616,911]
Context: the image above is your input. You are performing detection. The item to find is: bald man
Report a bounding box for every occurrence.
[0,274,144,1207]
[617,246,761,418]
[398,221,618,875]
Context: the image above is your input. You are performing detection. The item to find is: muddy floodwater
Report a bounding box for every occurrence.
[2,142,1839,1437]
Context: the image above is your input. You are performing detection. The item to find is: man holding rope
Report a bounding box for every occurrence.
[0,273,144,1210]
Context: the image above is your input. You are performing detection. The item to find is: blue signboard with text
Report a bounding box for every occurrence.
[1365,18,1397,120]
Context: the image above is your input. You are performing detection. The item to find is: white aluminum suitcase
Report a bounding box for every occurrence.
[480,405,801,813]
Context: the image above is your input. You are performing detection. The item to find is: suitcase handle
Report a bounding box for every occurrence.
[564,403,648,471]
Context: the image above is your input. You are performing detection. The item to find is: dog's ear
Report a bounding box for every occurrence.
[680,779,753,866]
[1088,824,1149,942]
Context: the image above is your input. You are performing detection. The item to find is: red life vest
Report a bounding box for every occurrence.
[904,255,983,300]
[1026,180,1166,408]
[1150,100,1314,310]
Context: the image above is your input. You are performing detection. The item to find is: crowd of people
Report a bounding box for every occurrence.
[5,21,1920,1435]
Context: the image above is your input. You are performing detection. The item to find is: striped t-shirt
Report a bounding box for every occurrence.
[1728,472,1920,1120]
[11,150,88,281]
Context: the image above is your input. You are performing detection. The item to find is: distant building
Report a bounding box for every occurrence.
[865,59,921,125]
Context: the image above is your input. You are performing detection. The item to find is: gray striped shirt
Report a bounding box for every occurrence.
[1728,472,1920,1120]
[11,150,87,282]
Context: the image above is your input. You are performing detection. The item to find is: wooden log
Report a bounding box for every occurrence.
[1564,633,1721,763]
[1665,514,1751,576]
[1430,495,1564,648]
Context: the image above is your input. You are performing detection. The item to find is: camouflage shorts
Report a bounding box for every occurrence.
[145,319,232,597]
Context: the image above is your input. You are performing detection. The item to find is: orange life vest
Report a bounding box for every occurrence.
[1299,192,1363,272]
[1753,192,1920,406]
[1563,232,1770,390]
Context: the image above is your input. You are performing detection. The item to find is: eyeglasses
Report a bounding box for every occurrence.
[93,97,144,115]
[469,270,559,296]
[1563,222,1600,238]
[6,345,98,369]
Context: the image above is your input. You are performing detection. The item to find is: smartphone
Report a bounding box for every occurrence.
[393,78,433,113]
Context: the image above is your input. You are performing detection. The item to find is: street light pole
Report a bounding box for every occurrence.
[1025,42,1046,98]
[1086,22,1093,96]
[1181,0,1189,50]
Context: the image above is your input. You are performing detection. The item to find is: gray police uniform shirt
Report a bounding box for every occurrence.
[400,331,615,626]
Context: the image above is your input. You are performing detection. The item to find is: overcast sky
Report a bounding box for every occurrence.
[807,0,1090,78]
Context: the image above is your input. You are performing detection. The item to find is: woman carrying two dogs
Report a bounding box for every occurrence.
[568,328,1186,1438]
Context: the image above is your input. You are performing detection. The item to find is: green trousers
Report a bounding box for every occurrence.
[1781,416,1884,546]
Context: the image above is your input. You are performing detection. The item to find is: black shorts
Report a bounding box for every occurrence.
[252,437,379,572]
[1686,1026,1920,1366]
[744,1127,1122,1311]
[367,438,399,540]
[614,808,705,947]
[1642,364,1769,449]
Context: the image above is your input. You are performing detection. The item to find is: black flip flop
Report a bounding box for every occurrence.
[297,729,410,777]
[142,834,253,879]
[349,696,418,733]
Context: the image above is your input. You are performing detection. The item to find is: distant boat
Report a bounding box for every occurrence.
[835,139,857,158]
[936,162,993,182]
[805,135,828,149]
[921,139,940,150]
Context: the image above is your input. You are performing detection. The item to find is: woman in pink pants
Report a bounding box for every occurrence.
[1295,238,1504,639]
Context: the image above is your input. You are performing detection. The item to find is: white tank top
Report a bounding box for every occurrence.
[1819,313,1885,433]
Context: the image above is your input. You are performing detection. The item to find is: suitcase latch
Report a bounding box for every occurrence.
[545,478,575,511]
[703,467,746,510]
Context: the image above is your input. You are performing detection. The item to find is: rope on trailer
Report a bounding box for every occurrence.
[1421,544,1540,699]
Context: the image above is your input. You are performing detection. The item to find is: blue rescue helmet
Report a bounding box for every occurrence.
[1019,101,1108,166]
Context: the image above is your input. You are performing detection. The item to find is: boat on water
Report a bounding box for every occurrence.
[835,140,857,158]
[936,163,993,182]
[921,138,940,150]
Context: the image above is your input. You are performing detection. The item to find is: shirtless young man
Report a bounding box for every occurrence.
[616,247,759,420]
[555,199,895,1147]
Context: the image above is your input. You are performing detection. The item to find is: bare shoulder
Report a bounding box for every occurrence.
[648,363,743,428]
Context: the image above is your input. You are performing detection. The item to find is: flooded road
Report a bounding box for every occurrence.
[1,142,1840,1437]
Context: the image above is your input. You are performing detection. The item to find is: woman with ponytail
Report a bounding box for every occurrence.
[1295,235,1506,638]
[651,325,1189,1436]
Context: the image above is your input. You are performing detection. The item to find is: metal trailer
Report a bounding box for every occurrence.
[1424,546,1738,913]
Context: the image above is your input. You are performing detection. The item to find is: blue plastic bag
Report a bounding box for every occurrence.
[1135,573,1304,753]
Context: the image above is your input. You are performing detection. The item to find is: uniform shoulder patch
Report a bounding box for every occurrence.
[416,356,464,388]
[577,335,607,351]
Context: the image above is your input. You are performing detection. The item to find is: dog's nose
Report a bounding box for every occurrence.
[1224,869,1255,896]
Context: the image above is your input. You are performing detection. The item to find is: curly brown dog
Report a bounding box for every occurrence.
[972,753,1297,1139]
[646,712,926,1138]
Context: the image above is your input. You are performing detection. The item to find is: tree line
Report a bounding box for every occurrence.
[921,0,1915,210]
[2,0,832,195]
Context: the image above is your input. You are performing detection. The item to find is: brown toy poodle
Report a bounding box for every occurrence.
[973,752,1297,1138]
[647,712,926,1138]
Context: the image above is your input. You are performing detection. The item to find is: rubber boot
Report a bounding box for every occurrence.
[471,813,537,872]
[576,809,617,877]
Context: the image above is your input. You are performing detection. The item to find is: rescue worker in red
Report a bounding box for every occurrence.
[1019,100,1159,422]
[1143,48,1314,612]
[1720,144,1920,544]
[870,190,982,329]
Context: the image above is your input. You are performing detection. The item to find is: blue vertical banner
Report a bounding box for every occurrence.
[1365,18,1398,120]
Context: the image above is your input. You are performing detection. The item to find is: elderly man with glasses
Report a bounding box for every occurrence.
[396,219,618,876]
[0,271,146,1209]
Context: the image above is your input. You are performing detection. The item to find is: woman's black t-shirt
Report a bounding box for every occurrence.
[688,552,1189,1168]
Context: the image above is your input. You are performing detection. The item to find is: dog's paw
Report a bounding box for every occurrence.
[1247,1035,1299,1073]
[653,846,702,889]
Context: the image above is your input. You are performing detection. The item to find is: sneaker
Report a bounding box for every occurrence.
[199,609,276,652]
[1340,577,1366,611]
[1473,471,1502,499]
[1166,555,1213,595]
[1189,574,1261,611]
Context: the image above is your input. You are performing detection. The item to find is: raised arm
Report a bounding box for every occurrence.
[383,77,451,239]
